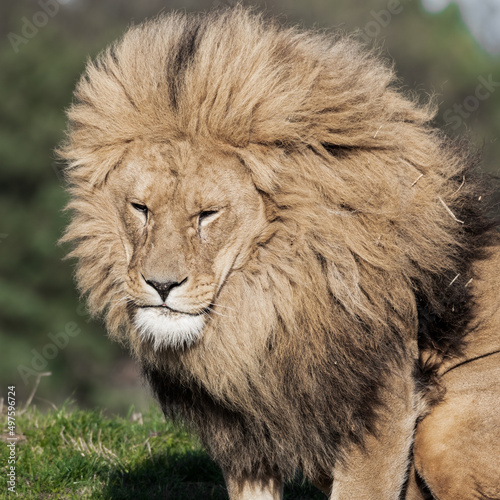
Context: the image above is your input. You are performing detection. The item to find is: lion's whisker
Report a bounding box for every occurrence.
[209,302,238,312]
[208,309,234,318]
[193,301,235,318]
[109,297,130,305]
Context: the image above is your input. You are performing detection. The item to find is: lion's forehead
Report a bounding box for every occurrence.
[118,142,249,213]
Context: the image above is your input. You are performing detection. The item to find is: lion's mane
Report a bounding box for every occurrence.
[60,7,497,481]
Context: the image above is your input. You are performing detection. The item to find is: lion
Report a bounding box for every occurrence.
[59,7,500,499]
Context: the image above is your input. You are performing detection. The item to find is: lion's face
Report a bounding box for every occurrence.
[106,141,267,349]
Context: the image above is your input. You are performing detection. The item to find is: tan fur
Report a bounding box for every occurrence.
[412,240,500,500]
[59,7,499,499]
[224,473,283,500]
[330,361,424,500]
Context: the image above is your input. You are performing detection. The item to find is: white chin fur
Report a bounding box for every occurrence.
[134,308,205,350]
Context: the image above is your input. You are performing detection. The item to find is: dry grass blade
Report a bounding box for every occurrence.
[20,372,52,415]
[438,196,465,224]
[61,427,119,463]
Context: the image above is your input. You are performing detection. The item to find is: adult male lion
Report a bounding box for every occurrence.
[60,7,500,499]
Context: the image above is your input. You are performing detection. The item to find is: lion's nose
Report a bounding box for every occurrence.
[144,278,187,303]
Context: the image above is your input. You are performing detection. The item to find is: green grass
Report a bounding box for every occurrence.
[1,402,326,499]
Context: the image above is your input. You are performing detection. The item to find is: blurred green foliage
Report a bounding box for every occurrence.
[0,401,325,498]
[0,0,499,413]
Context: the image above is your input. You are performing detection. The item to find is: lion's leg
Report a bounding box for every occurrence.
[414,353,500,500]
[223,472,283,500]
[330,362,423,500]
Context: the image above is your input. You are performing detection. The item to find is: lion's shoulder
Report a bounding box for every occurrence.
[435,234,500,376]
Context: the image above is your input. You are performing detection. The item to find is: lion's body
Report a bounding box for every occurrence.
[60,7,499,499]
[410,238,500,500]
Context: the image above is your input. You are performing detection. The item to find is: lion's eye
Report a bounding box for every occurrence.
[131,202,148,220]
[131,202,148,215]
[198,210,220,229]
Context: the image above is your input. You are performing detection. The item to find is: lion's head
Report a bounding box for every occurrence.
[60,7,495,480]
[104,140,268,350]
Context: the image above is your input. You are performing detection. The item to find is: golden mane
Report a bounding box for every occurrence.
[60,6,497,482]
